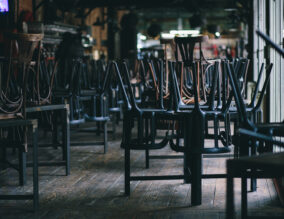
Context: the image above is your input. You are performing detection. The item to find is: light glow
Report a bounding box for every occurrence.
[161,33,175,39]
[169,30,200,36]
[140,34,147,40]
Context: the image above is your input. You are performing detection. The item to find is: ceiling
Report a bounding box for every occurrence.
[77,0,231,10]
[52,0,250,35]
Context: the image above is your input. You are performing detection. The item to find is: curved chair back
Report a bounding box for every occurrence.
[2,32,43,117]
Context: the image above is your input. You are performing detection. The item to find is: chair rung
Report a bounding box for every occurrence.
[202,174,227,178]
[27,161,66,167]
[28,143,62,148]
[130,175,185,181]
[70,142,105,146]
[149,155,184,159]
[0,195,34,200]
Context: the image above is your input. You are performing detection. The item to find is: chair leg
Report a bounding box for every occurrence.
[69,97,74,122]
[205,120,209,137]
[52,111,59,149]
[233,119,240,158]
[214,115,219,148]
[1,146,7,165]
[190,153,202,205]
[227,114,232,145]
[112,114,116,140]
[97,122,100,136]
[250,143,257,192]
[241,176,248,219]
[32,127,39,211]
[125,142,130,196]
[124,120,131,196]
[18,147,27,186]
[145,118,149,169]
[62,108,70,176]
[224,115,230,147]
[226,166,235,219]
[145,149,149,169]
[103,122,108,154]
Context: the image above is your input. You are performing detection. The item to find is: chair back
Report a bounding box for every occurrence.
[1,32,43,117]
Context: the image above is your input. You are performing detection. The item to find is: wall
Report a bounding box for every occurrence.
[85,8,108,59]
[269,0,284,123]
[19,0,32,13]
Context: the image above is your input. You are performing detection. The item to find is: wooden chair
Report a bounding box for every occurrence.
[0,32,41,211]
[23,35,70,176]
[174,35,209,103]
[106,61,195,196]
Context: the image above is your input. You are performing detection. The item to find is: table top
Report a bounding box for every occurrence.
[228,152,284,170]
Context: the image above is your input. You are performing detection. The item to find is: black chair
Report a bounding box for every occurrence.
[80,59,109,153]
[54,58,85,125]
[169,60,232,153]
[107,61,124,140]
[173,35,235,153]
[168,60,236,205]
[106,61,195,196]
[225,60,284,218]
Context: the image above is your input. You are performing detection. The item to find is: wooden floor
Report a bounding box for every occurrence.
[0,122,284,219]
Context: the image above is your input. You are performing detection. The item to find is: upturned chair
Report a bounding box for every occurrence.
[0,32,41,211]
[105,61,196,196]
[225,60,284,219]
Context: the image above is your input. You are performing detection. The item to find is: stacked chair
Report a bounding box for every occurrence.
[25,33,70,177]
[54,40,110,153]
[108,61,189,196]
[225,31,284,218]
[118,34,279,209]
[225,59,284,218]
[0,32,41,211]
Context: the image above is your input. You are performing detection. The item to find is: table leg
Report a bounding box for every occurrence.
[226,162,235,219]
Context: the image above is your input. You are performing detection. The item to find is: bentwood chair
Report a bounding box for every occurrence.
[0,32,41,211]
[168,60,233,153]
[23,34,70,176]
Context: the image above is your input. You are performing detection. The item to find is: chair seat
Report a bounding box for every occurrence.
[202,146,231,154]
[229,106,253,112]
[140,108,167,112]
[84,114,109,122]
